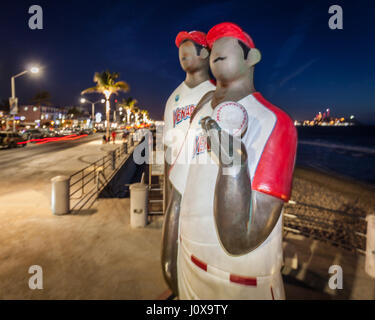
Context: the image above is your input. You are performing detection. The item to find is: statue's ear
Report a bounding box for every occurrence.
[247,48,261,67]
[200,47,209,60]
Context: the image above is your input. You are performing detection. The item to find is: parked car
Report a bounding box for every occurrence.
[22,128,46,140]
[79,128,93,135]
[0,131,27,148]
[59,128,73,136]
[40,129,57,138]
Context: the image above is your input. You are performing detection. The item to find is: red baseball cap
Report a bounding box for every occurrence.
[175,31,208,48]
[206,22,255,49]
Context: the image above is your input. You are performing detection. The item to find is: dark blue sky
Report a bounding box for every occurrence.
[1,0,374,123]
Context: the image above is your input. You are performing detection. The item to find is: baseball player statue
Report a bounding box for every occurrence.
[161,30,215,295]
[176,22,297,299]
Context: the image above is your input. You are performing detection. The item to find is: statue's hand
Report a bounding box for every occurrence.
[199,116,246,168]
[200,116,219,132]
[200,116,220,158]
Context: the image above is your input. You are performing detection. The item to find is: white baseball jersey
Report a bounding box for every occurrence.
[177,92,297,300]
[164,80,215,194]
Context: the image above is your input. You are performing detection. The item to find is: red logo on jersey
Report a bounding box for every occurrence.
[193,134,210,157]
[173,105,195,127]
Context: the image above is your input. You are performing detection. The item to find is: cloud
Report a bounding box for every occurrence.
[274,33,306,69]
[278,58,318,87]
[271,3,318,77]
[266,58,318,97]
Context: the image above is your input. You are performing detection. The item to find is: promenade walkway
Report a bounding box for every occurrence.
[0,135,167,299]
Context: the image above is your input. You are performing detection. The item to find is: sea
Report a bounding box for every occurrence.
[296,126,375,188]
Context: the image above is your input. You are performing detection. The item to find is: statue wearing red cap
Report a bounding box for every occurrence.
[161,30,215,296]
[175,23,297,300]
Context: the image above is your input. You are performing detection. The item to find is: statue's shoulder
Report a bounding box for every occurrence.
[252,92,295,132]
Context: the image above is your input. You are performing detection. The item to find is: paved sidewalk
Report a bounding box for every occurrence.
[0,135,169,299]
[282,233,375,299]
[0,196,167,299]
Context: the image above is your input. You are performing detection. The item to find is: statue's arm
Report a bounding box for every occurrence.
[202,118,284,255]
[161,185,181,295]
[161,138,180,295]
[163,145,172,216]
[214,167,283,255]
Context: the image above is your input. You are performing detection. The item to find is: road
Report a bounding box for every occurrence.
[0,134,100,171]
[0,133,123,201]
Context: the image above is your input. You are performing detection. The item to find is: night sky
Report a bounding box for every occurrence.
[1,0,374,123]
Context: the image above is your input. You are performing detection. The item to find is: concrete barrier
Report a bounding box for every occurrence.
[51,176,70,215]
[365,214,375,278]
[129,182,148,228]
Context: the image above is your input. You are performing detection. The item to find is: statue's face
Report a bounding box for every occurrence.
[179,40,202,73]
[210,37,249,83]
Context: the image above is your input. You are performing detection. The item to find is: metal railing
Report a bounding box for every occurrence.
[69,137,136,213]
[283,200,367,254]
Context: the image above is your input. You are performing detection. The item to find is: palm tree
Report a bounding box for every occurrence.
[141,110,149,123]
[82,70,129,139]
[128,99,138,124]
[119,98,138,125]
[124,105,132,124]
[133,106,140,125]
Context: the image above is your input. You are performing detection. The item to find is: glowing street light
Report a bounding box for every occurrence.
[80,97,105,127]
[8,65,40,131]
[30,67,40,74]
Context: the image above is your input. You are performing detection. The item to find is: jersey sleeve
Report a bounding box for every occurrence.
[252,93,297,202]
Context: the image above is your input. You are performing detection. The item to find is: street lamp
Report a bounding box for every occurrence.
[9,66,40,131]
[80,97,105,128]
[30,67,39,74]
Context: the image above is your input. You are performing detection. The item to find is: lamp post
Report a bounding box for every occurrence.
[80,98,105,128]
[9,66,39,131]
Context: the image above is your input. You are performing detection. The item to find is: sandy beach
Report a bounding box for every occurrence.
[285,166,374,253]
[293,166,375,208]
